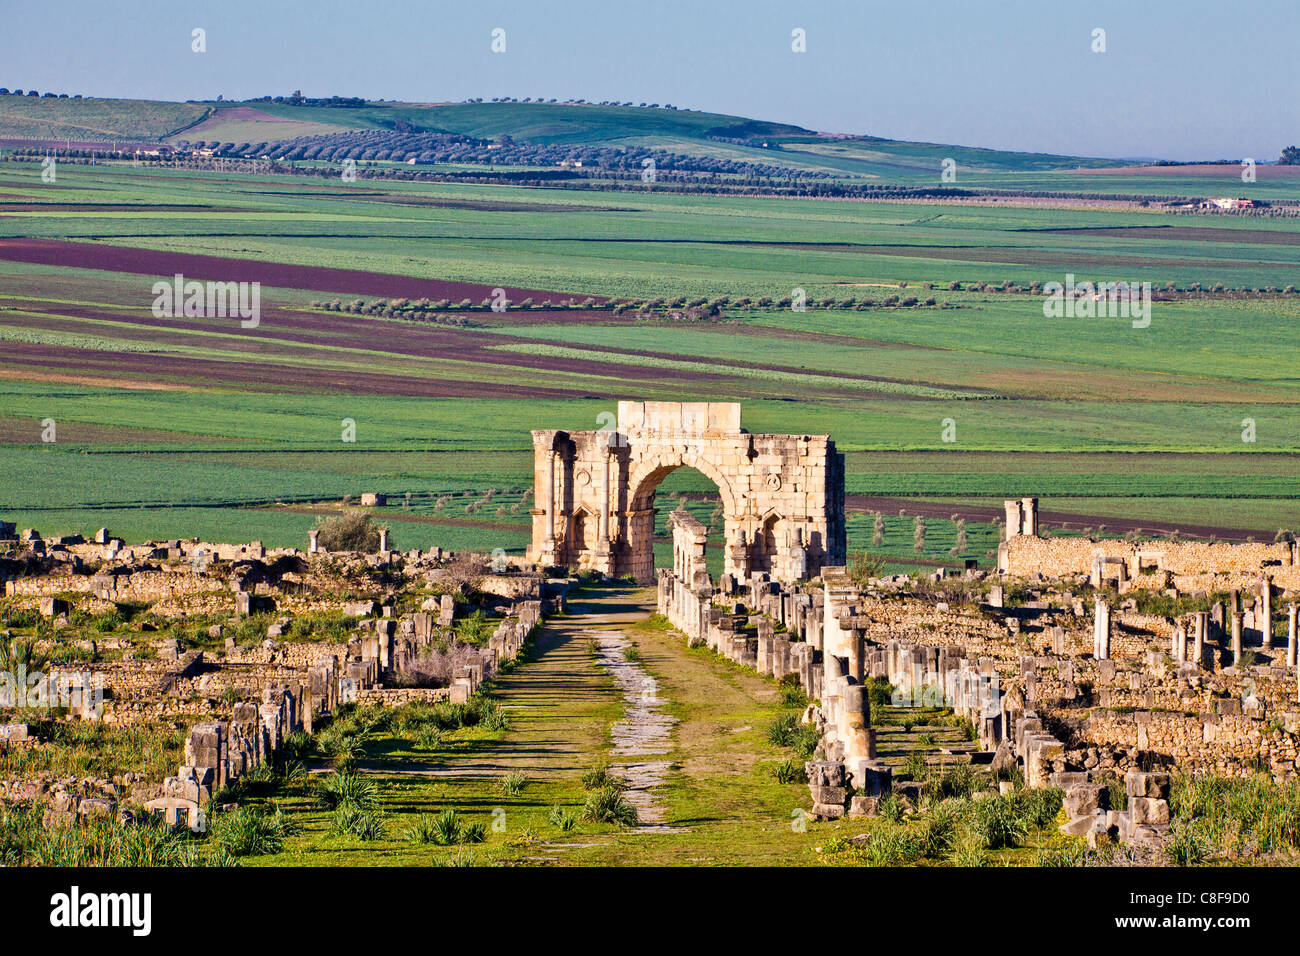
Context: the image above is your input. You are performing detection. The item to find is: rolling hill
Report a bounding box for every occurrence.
[0,93,1128,179]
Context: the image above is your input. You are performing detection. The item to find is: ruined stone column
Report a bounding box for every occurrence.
[849,630,865,684]
[1230,611,1244,664]
[543,451,556,546]
[1260,578,1274,648]
[842,683,875,761]
[378,527,389,553]
[599,448,611,543]
[1288,603,1298,668]
[1020,497,1038,537]
[1210,600,1225,640]
[1171,621,1185,664]
[1093,597,1111,660]
[308,529,319,554]
[1003,500,1022,540]
[1192,611,1207,667]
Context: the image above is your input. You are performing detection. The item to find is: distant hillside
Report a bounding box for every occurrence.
[0,93,210,141]
[0,93,1127,177]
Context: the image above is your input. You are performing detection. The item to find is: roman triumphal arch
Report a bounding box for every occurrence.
[527,401,845,583]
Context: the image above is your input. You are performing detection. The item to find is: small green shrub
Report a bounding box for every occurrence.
[792,723,821,759]
[332,807,385,841]
[582,787,639,826]
[1163,819,1210,866]
[767,713,800,747]
[860,824,924,866]
[779,680,809,709]
[430,808,462,846]
[283,731,315,762]
[210,806,286,857]
[581,763,617,791]
[403,814,441,845]
[770,759,807,784]
[970,796,1030,850]
[414,725,443,750]
[548,806,578,831]
[317,771,377,810]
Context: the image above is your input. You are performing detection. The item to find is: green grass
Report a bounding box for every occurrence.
[0,157,1296,547]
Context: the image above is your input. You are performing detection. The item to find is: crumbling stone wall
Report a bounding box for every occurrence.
[1003,532,1299,591]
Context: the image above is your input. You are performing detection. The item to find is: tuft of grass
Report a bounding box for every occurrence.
[548,806,579,831]
[767,712,800,747]
[946,827,990,867]
[581,762,617,791]
[1162,819,1210,866]
[499,771,526,796]
[860,823,924,866]
[779,680,809,709]
[769,758,807,784]
[332,807,385,841]
[283,731,315,762]
[901,753,929,783]
[791,723,821,759]
[317,770,378,810]
[403,814,442,845]
[582,787,639,827]
[969,795,1031,850]
[209,805,288,857]
[430,808,463,846]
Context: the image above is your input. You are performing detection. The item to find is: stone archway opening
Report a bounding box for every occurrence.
[632,465,724,578]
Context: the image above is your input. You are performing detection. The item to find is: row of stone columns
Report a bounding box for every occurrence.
[1096,598,1300,670]
[1093,592,1300,703]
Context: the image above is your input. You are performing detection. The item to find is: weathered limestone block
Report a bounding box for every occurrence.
[1063,783,1108,818]
[1124,771,1171,800]
[1130,797,1171,826]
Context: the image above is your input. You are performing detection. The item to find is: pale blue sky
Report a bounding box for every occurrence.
[2,0,1295,161]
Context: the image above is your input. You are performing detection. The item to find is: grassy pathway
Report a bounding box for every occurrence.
[258,584,952,865]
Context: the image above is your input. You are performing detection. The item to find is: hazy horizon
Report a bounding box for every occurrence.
[2,0,1296,162]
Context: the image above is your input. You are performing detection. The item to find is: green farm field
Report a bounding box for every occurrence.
[1,115,1298,565]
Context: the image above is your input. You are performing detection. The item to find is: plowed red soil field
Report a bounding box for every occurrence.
[0,237,609,303]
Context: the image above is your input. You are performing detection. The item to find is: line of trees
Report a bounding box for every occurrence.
[0,88,80,98]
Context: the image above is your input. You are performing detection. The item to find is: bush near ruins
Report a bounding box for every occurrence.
[847,551,886,589]
[390,640,488,689]
[209,805,295,857]
[453,610,496,646]
[313,511,387,552]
